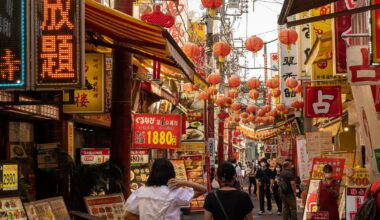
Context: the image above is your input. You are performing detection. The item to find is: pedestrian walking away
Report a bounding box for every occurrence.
[256,157,275,215]
[278,161,298,220]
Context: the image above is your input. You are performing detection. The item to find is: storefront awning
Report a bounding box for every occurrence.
[85,0,196,82]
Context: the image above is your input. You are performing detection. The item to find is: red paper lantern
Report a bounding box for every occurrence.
[245,36,264,53]
[184,83,193,92]
[243,119,249,124]
[295,85,303,94]
[207,73,222,85]
[224,97,233,106]
[246,105,257,114]
[265,79,273,88]
[262,117,269,124]
[262,105,271,113]
[291,100,299,109]
[271,78,280,88]
[285,78,298,89]
[182,43,201,61]
[249,90,260,99]
[199,91,209,100]
[277,103,286,112]
[218,110,230,120]
[208,87,218,95]
[228,90,238,99]
[268,116,275,123]
[272,88,281,98]
[213,41,231,62]
[278,29,298,46]
[247,78,261,90]
[269,109,278,117]
[240,112,249,119]
[228,75,241,88]
[141,5,175,28]
[283,107,290,115]
[257,109,265,117]
[298,101,304,109]
[215,96,226,107]
[255,117,263,124]
[233,131,240,137]
[234,117,241,123]
[231,103,242,112]
[248,115,256,122]
[201,0,223,17]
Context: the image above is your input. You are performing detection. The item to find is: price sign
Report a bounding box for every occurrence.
[311,157,345,180]
[133,114,181,149]
[131,150,149,164]
[80,148,110,165]
[0,162,19,195]
[346,168,370,187]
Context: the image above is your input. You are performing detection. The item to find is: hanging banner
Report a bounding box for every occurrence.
[133,114,181,149]
[296,12,311,79]
[296,138,311,181]
[0,0,27,89]
[277,136,292,159]
[63,53,105,113]
[347,46,380,85]
[371,0,380,64]
[333,0,351,75]
[67,121,74,160]
[346,187,367,220]
[311,157,345,180]
[280,32,298,107]
[351,86,380,176]
[33,0,84,89]
[305,86,342,118]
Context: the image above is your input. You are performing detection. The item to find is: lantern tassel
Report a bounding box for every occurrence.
[218,56,225,63]
[210,8,216,17]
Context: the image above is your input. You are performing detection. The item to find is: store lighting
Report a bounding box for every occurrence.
[344,127,349,132]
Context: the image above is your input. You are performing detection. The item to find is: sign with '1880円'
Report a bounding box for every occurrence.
[0,0,27,88]
[34,0,83,89]
[133,114,181,149]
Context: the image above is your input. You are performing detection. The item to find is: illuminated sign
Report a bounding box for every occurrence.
[0,0,27,88]
[34,0,83,89]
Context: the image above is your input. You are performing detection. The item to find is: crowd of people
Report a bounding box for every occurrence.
[123,158,380,220]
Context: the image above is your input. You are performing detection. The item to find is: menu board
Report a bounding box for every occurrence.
[0,162,19,195]
[84,194,125,220]
[181,155,205,210]
[24,197,70,220]
[130,165,150,192]
[0,197,27,220]
[170,160,188,182]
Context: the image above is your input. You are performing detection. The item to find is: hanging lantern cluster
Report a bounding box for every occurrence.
[198,91,209,101]
[278,28,298,51]
[224,97,233,107]
[215,96,226,108]
[182,43,201,61]
[213,41,231,63]
[238,126,278,141]
[218,109,230,120]
[201,0,223,17]
[291,100,304,111]
[231,103,242,115]
[228,75,241,91]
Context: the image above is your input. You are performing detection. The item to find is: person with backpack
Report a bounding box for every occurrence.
[203,161,254,220]
[278,160,297,220]
[317,164,340,220]
[355,179,380,220]
[256,157,275,215]
[273,164,283,216]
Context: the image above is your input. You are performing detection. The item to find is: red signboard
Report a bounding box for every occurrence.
[305,86,342,118]
[34,0,83,89]
[334,0,351,74]
[372,0,380,63]
[80,148,110,165]
[311,157,345,180]
[133,114,181,149]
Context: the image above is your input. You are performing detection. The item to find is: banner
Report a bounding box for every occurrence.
[351,86,380,176]
[179,142,205,152]
[371,0,380,63]
[133,114,182,149]
[303,179,321,220]
[207,138,215,166]
[305,86,342,118]
[311,157,345,180]
[270,53,279,77]
[63,53,105,113]
[188,22,206,44]
[297,138,311,181]
[347,46,380,85]
[277,136,292,159]
[280,35,298,107]
[346,187,367,220]
[296,12,311,79]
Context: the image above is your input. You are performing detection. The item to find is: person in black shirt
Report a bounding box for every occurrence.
[279,161,298,220]
[256,157,275,215]
[204,162,253,220]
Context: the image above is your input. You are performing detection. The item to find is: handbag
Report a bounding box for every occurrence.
[214,191,230,220]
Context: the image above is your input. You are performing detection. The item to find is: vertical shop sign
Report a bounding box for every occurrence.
[67,121,74,160]
[63,53,104,113]
[270,53,279,77]
[33,0,84,89]
[105,57,112,112]
[208,138,215,166]
[371,0,380,63]
[333,0,351,74]
[310,7,333,81]
[351,86,380,175]
[0,0,27,89]
[296,138,311,181]
[346,187,366,220]
[305,86,342,118]
[296,12,311,79]
[280,33,298,107]
[347,46,380,85]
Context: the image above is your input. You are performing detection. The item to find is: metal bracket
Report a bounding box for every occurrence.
[0,90,75,106]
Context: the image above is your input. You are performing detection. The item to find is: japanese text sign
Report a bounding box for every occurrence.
[0,162,19,195]
[133,114,181,149]
[80,148,110,165]
[297,12,311,79]
[131,150,149,164]
[371,0,380,64]
[311,157,345,180]
[63,53,104,113]
[0,0,27,88]
[264,144,277,153]
[306,211,329,220]
[346,167,370,187]
[305,86,342,118]
[346,187,366,220]
[34,0,83,89]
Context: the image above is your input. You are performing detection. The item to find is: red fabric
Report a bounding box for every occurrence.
[364,180,380,210]
[371,86,380,112]
[318,180,340,220]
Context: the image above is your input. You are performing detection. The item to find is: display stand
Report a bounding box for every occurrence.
[84,193,125,220]
[24,197,70,220]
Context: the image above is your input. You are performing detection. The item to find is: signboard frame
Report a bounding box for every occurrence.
[31,0,85,90]
[0,160,20,196]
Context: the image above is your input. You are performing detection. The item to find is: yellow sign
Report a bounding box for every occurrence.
[189,22,206,44]
[346,167,370,187]
[68,121,75,160]
[179,142,205,152]
[2,164,18,191]
[63,53,104,113]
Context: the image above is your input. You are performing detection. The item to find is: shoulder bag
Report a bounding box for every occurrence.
[214,191,230,220]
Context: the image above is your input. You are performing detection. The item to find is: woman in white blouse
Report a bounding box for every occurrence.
[124,158,207,220]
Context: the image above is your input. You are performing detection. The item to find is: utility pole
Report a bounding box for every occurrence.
[111,0,133,197]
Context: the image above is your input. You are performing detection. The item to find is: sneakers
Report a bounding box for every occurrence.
[277,211,282,216]
[258,211,264,215]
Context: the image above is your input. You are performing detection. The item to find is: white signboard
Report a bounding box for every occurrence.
[346,187,366,220]
[131,150,149,164]
[347,46,380,85]
[208,138,215,166]
[296,138,311,181]
[80,148,110,165]
[280,34,298,107]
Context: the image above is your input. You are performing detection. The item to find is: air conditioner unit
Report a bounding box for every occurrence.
[229,0,240,8]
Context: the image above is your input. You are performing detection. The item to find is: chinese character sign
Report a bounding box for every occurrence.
[63,53,104,113]
[305,86,342,118]
[346,187,366,220]
[133,114,182,149]
[34,0,83,88]
[280,39,298,107]
[311,157,345,180]
[0,0,26,88]
[296,12,311,79]
[347,46,380,85]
